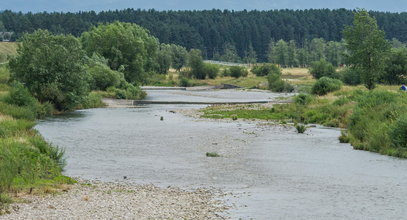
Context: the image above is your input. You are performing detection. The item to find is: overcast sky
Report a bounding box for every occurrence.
[2,0,406,13]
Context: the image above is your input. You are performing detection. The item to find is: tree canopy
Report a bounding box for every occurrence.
[343,9,390,90]
[9,30,89,110]
[81,22,159,84]
[1,9,407,62]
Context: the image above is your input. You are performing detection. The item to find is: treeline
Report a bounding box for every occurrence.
[1,9,407,62]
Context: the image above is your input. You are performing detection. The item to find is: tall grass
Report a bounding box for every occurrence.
[202,87,407,158]
[0,65,71,211]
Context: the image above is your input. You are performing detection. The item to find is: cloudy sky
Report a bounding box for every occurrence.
[2,0,406,12]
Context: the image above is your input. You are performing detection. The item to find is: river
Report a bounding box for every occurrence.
[35,89,407,220]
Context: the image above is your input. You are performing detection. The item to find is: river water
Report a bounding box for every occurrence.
[35,90,407,220]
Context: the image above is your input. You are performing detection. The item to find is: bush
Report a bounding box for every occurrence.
[77,92,105,109]
[294,93,314,105]
[251,64,281,76]
[88,64,124,91]
[295,124,307,133]
[341,67,361,85]
[179,77,191,87]
[107,83,146,100]
[29,135,65,168]
[3,83,54,118]
[311,77,342,96]
[9,30,89,111]
[229,66,248,78]
[268,73,294,92]
[339,130,350,143]
[203,63,219,79]
[389,114,407,149]
[309,59,337,79]
[4,82,37,107]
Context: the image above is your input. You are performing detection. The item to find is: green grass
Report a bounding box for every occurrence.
[201,85,407,158]
[202,105,290,121]
[0,42,18,63]
[0,65,74,212]
[206,152,221,157]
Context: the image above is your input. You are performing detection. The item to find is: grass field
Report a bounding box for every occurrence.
[0,42,18,63]
[148,67,313,89]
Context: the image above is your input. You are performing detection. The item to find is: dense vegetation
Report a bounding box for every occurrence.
[1,9,407,63]
[0,65,74,213]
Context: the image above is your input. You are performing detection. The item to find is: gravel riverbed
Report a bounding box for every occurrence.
[0,180,229,220]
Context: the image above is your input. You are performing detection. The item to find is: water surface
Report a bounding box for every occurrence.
[36,90,407,219]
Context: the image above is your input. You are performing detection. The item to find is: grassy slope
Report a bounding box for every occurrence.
[0,66,74,213]
[0,42,18,63]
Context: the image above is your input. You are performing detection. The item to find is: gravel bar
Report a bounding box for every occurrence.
[1,180,229,220]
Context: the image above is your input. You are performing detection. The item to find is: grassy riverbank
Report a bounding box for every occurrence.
[0,65,102,213]
[202,85,407,158]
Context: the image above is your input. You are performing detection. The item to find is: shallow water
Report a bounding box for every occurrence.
[36,90,407,219]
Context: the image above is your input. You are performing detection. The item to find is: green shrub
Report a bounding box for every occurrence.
[341,67,361,85]
[203,63,219,79]
[88,64,124,90]
[229,66,248,78]
[309,59,337,79]
[268,73,294,92]
[179,77,191,87]
[4,82,36,107]
[251,64,282,76]
[29,135,65,169]
[389,114,407,149]
[294,93,314,105]
[77,92,105,109]
[106,84,146,100]
[295,124,307,133]
[339,130,350,143]
[311,77,342,96]
[2,83,54,119]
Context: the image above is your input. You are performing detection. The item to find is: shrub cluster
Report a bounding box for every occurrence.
[251,64,281,76]
[222,66,248,78]
[268,73,294,92]
[309,59,338,79]
[311,77,342,96]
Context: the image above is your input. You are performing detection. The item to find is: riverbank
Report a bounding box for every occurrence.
[200,85,407,158]
[0,180,228,219]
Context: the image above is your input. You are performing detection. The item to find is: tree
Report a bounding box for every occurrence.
[169,44,188,71]
[155,44,172,74]
[219,43,241,63]
[382,48,407,84]
[9,30,88,110]
[187,49,205,79]
[287,40,299,67]
[272,40,289,67]
[343,9,390,90]
[81,22,159,84]
[243,45,257,65]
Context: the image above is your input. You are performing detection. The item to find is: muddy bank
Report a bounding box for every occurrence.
[0,180,228,220]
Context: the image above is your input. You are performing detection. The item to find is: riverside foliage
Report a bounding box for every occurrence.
[0,66,74,212]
